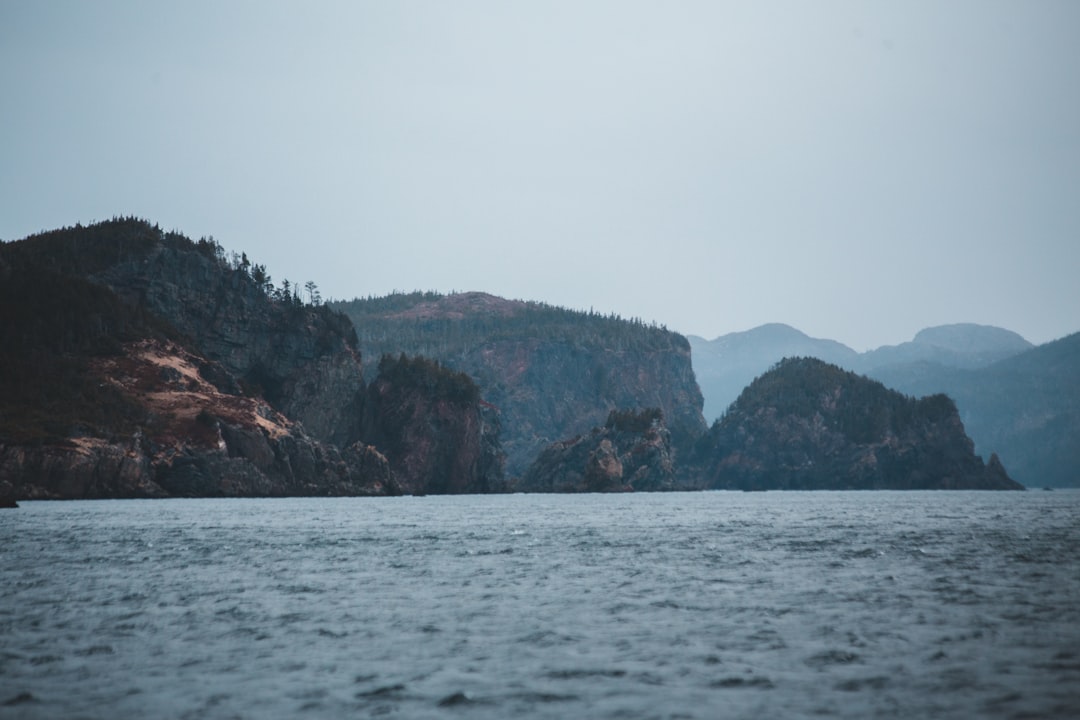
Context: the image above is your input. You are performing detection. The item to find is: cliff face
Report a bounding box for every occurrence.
[689,322,1067,486]
[865,332,1080,488]
[692,357,1023,490]
[518,409,675,493]
[87,234,366,449]
[360,355,505,495]
[334,291,707,477]
[0,219,499,499]
[0,338,395,499]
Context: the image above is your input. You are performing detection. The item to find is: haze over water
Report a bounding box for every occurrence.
[3,492,1078,719]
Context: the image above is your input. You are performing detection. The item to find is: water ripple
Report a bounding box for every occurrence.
[2,492,1079,719]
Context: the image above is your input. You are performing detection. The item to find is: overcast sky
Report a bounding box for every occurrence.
[2,1,1078,350]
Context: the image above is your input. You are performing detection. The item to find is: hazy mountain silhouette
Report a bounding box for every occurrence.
[691,323,1077,487]
[689,324,859,421]
[870,333,1080,488]
[690,357,1021,491]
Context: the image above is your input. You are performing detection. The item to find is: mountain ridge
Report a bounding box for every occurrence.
[691,357,1022,491]
[0,219,503,499]
[690,322,1076,487]
[332,291,707,478]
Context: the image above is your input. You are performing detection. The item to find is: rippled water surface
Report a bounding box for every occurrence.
[2,492,1079,719]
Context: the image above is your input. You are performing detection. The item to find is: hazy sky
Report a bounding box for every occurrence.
[3,1,1078,350]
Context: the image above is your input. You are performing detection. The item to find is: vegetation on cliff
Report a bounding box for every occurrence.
[361,354,505,495]
[0,236,170,444]
[692,357,1022,490]
[691,322,1072,487]
[0,219,502,499]
[332,291,707,477]
[870,332,1080,488]
[518,408,675,493]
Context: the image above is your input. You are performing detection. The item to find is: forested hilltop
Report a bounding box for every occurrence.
[691,323,1078,487]
[1,218,1025,500]
[871,332,1080,488]
[335,291,686,376]
[691,357,1022,490]
[0,219,503,500]
[331,292,707,477]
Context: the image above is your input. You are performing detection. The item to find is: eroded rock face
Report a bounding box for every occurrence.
[692,357,1024,490]
[334,292,707,477]
[359,355,506,495]
[0,220,500,499]
[0,339,395,499]
[93,241,366,449]
[518,409,675,493]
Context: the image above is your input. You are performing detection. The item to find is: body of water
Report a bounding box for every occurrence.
[2,491,1078,719]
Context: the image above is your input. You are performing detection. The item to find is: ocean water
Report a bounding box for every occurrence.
[1,491,1078,720]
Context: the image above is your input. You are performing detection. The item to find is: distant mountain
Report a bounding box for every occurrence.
[691,322,1076,487]
[870,333,1080,488]
[332,292,707,478]
[690,358,1022,491]
[856,324,1033,373]
[689,324,859,420]
[692,323,1034,421]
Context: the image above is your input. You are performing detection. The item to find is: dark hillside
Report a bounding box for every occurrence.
[693,357,1022,490]
[333,291,706,477]
[872,333,1080,487]
[0,219,501,499]
[360,354,505,494]
[0,244,171,444]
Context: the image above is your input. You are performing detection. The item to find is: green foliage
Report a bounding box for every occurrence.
[0,217,361,442]
[332,291,686,375]
[605,407,663,434]
[722,357,957,444]
[375,353,481,405]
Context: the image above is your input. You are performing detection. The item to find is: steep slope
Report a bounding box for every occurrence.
[689,324,859,420]
[692,358,1022,490]
[0,269,393,499]
[333,292,706,477]
[518,409,675,493]
[690,323,1034,424]
[0,219,500,499]
[869,333,1080,487]
[359,354,505,495]
[690,322,1071,486]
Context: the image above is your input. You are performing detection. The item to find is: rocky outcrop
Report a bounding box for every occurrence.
[866,331,1080,488]
[89,233,366,449]
[518,408,675,493]
[0,338,396,499]
[360,354,505,494]
[334,291,707,477]
[691,357,1024,490]
[0,219,500,499]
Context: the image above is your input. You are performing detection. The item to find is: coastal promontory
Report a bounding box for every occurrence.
[691,357,1022,490]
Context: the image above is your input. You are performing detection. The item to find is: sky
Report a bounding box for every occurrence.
[2,1,1078,351]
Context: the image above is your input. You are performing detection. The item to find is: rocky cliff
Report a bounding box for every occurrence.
[691,357,1023,490]
[689,323,1034,424]
[360,354,505,495]
[0,219,499,499]
[0,337,396,499]
[870,332,1080,488]
[333,291,707,477]
[60,222,366,449]
[518,408,675,493]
